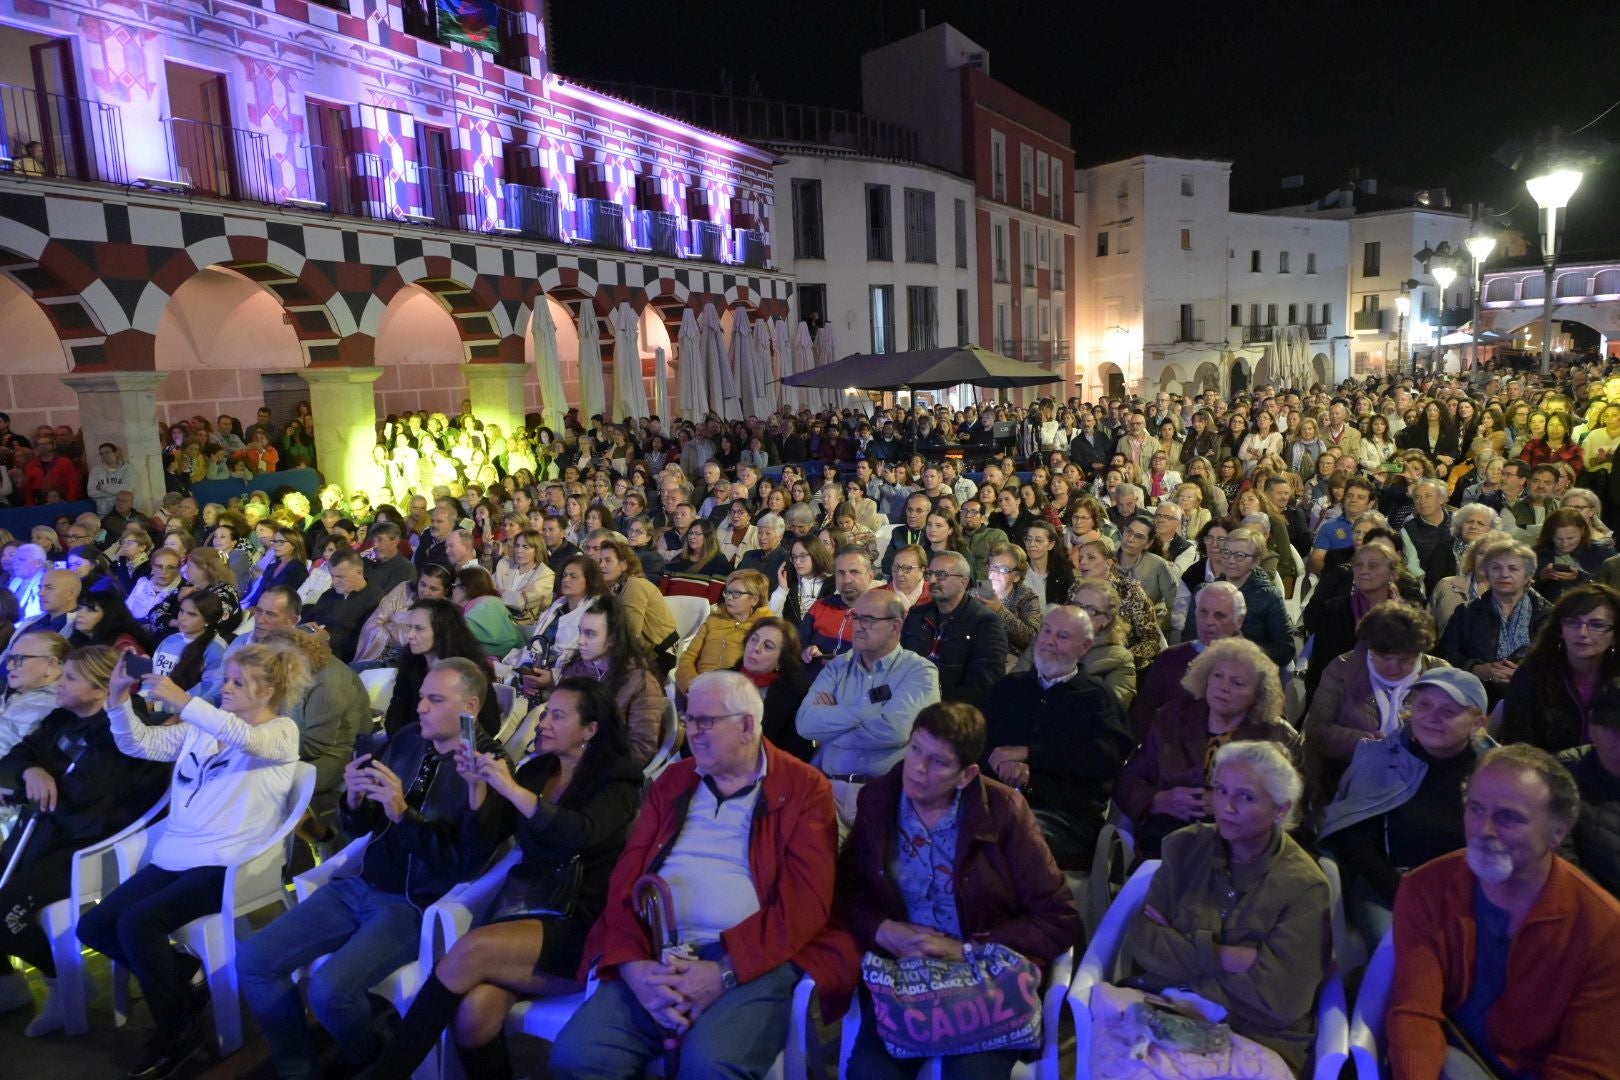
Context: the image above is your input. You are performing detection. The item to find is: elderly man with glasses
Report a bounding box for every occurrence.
[553,670,853,1080]
[1190,527,1295,670]
[899,551,1009,708]
[797,588,940,834]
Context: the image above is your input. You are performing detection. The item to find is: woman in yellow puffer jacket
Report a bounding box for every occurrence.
[674,569,773,694]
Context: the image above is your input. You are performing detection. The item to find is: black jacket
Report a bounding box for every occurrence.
[413,533,449,572]
[305,580,382,663]
[1499,654,1594,754]
[1436,590,1553,687]
[0,707,170,861]
[899,594,1009,708]
[340,721,509,911]
[1559,745,1620,899]
[753,666,813,761]
[981,669,1132,867]
[1068,431,1111,474]
[384,657,502,737]
[367,553,418,599]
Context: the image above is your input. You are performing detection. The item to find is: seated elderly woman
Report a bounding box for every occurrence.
[1073,536,1161,668]
[1318,667,1494,951]
[1116,637,1299,860]
[1105,741,1330,1077]
[674,568,773,695]
[980,541,1042,657]
[836,700,1080,1079]
[1437,536,1553,704]
[1303,600,1448,807]
[1302,538,1409,706]
[1430,527,1514,639]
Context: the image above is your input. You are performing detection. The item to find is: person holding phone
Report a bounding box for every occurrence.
[363,676,643,1078]
[79,641,311,1079]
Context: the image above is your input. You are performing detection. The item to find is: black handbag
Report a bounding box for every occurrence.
[486,857,583,923]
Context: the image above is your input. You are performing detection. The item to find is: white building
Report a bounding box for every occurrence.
[1077,154,1349,399]
[1264,178,1473,376]
[777,150,978,361]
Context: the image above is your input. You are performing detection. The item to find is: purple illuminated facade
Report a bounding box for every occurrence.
[0,0,788,505]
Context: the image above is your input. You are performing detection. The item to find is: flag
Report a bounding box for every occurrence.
[435,0,501,55]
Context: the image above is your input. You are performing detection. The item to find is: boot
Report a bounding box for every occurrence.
[361,974,465,1080]
[455,1036,512,1080]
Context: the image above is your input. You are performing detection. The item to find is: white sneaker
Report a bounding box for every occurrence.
[23,976,63,1037]
[0,970,33,1013]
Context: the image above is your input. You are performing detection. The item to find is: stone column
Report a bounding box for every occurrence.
[462,362,528,442]
[302,366,386,497]
[60,371,170,514]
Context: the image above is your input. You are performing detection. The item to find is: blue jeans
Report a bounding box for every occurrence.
[549,961,799,1080]
[237,875,421,1080]
[846,986,1022,1080]
[77,863,224,1030]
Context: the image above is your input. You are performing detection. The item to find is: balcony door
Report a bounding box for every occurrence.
[165,62,237,196]
[29,39,86,178]
[304,100,351,213]
[417,125,454,227]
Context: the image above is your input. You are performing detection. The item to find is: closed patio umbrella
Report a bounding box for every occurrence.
[752,316,775,417]
[654,345,670,421]
[792,321,815,415]
[531,297,569,432]
[701,303,734,418]
[608,301,650,421]
[771,317,795,413]
[577,305,606,422]
[813,324,838,412]
[677,307,706,422]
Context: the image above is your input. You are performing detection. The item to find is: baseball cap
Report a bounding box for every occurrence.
[1589,677,1620,729]
[1410,668,1489,715]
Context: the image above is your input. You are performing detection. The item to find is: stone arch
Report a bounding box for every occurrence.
[1556,272,1590,299]
[1483,277,1516,303]
[1520,275,1545,301]
[1252,354,1271,387]
[1158,363,1185,394]
[0,241,114,368]
[1192,361,1222,394]
[1594,269,1620,297]
[1231,356,1251,394]
[1312,352,1332,387]
[1094,361,1125,400]
[368,255,515,362]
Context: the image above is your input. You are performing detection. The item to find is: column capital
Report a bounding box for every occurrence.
[60,371,171,394]
[462,362,530,377]
[301,366,386,386]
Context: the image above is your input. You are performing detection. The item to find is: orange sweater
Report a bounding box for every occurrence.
[1388,850,1620,1080]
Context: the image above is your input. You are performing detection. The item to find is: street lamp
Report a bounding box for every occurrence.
[1431,263,1457,372]
[1526,165,1584,375]
[1465,231,1497,373]
[1395,291,1410,377]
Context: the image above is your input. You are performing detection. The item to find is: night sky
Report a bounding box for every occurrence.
[551,0,1620,255]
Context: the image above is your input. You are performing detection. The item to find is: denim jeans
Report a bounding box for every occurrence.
[845,986,1022,1080]
[237,875,421,1080]
[549,961,799,1080]
[76,863,225,1029]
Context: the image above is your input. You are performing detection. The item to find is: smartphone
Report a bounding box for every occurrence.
[122,653,153,679]
[353,730,388,761]
[459,711,479,753]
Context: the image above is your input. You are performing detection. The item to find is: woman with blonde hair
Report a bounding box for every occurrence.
[1063,577,1139,709]
[674,568,773,695]
[492,527,555,623]
[595,538,678,674]
[1115,636,1298,859]
[1073,535,1160,667]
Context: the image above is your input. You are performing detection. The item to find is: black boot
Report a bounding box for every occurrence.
[362,974,465,1080]
[455,1035,512,1080]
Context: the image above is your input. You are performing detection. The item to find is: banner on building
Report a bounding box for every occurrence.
[435,0,502,55]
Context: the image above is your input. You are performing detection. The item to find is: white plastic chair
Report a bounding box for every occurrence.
[360,667,397,714]
[666,595,710,652]
[110,762,316,1055]
[32,793,171,1036]
[1068,859,1349,1080]
[492,682,520,737]
[502,702,543,760]
[1349,931,1395,1079]
[643,705,684,782]
[874,523,898,564]
[838,946,1074,1080]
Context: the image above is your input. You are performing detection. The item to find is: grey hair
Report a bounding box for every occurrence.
[1212,739,1303,828]
[927,549,973,581]
[1412,477,1449,499]
[1155,501,1184,522]
[1115,482,1144,504]
[1239,512,1271,536]
[585,528,624,545]
[783,503,816,528]
[1351,510,1390,531]
[1451,503,1499,539]
[429,656,487,709]
[756,512,785,533]
[1196,579,1246,622]
[688,669,765,732]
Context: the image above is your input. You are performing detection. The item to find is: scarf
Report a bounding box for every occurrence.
[1367,652,1424,735]
[1495,593,1534,661]
[1351,584,1398,622]
[742,668,778,692]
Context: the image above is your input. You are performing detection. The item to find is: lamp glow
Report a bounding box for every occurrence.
[1395,295,1410,317]
[1432,265,1457,291]
[1465,235,1496,262]
[1527,168,1584,210]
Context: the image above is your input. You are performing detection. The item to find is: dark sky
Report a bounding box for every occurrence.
[551,0,1620,253]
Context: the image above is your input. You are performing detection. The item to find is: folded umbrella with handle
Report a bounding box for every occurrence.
[634,873,694,1077]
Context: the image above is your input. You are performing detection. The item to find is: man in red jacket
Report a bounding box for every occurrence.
[1387,744,1620,1079]
[550,669,856,1080]
[20,433,81,504]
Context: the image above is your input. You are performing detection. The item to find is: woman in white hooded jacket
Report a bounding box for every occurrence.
[78,641,312,1079]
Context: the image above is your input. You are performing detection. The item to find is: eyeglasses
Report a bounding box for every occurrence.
[721,589,752,600]
[1562,617,1615,635]
[5,653,56,666]
[892,563,922,575]
[680,711,746,734]
[850,613,899,629]
[987,565,1016,576]
[923,570,965,582]
[1224,549,1257,562]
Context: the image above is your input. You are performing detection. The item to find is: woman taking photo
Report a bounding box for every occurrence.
[1021,520,1074,607]
[386,598,503,737]
[1532,507,1607,602]
[666,519,732,578]
[365,677,642,1080]
[1498,583,1620,753]
[492,528,555,624]
[511,556,605,699]
[1116,637,1298,859]
[733,616,814,761]
[769,537,833,627]
[0,645,171,1036]
[454,567,527,658]
[674,569,772,696]
[554,596,665,767]
[1110,741,1328,1077]
[83,641,312,1078]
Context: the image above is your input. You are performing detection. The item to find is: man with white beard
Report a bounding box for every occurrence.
[1386,744,1620,1078]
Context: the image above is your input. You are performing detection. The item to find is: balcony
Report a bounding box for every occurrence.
[1307,322,1330,340]
[1353,309,1387,332]
[416,166,458,228]
[0,81,125,184]
[633,209,680,257]
[1022,263,1036,287]
[576,198,625,249]
[692,220,726,263]
[1175,318,1205,344]
[993,259,1009,283]
[163,116,273,201]
[506,184,562,242]
[995,339,1071,364]
[735,228,767,269]
[1242,324,1274,344]
[1053,265,1066,290]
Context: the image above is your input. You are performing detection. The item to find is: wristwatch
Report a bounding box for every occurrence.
[718,953,739,991]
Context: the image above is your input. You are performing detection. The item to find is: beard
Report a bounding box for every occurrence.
[1466,839,1515,884]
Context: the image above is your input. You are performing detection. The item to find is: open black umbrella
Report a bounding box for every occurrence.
[780,344,1064,392]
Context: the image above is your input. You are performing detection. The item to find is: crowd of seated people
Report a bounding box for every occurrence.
[0,364,1617,1077]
